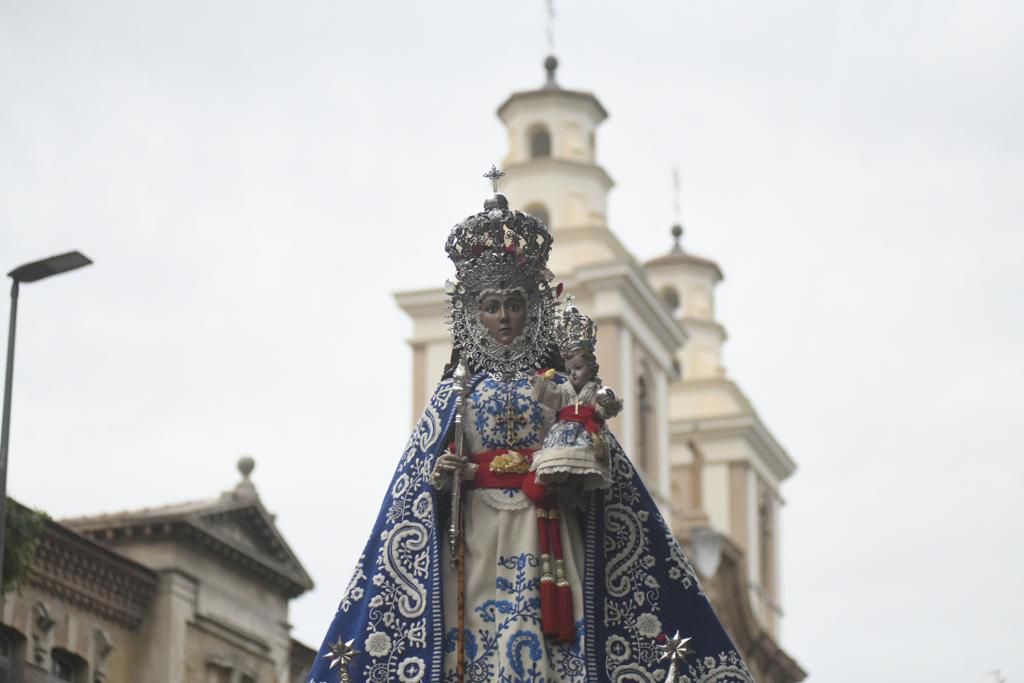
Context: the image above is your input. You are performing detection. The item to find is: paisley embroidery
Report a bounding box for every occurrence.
[309,376,752,683]
[586,433,751,683]
[380,521,429,619]
[604,504,646,598]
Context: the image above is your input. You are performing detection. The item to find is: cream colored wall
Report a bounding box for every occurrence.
[646,264,717,322]
[111,539,292,683]
[501,96,601,165]
[669,381,744,422]
[646,264,725,381]
[499,164,610,230]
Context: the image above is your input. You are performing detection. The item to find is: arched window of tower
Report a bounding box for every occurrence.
[660,286,682,318]
[528,124,552,158]
[524,203,550,227]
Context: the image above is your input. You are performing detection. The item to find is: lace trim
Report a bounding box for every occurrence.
[532,447,612,490]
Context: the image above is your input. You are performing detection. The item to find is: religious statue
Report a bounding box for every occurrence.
[529,297,623,492]
[308,169,754,683]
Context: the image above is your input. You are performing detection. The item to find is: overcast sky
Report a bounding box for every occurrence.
[2,1,1022,681]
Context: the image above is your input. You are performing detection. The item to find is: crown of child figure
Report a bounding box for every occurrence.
[444,166,554,289]
[557,298,598,356]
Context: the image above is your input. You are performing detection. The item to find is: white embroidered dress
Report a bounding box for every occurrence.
[440,373,588,683]
[531,379,612,491]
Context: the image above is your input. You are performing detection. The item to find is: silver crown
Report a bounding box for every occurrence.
[444,167,559,377]
[556,298,597,356]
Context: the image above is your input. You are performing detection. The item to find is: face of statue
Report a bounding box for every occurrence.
[478,292,527,346]
[565,353,596,391]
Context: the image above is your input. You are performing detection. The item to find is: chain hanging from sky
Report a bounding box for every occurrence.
[545,0,556,54]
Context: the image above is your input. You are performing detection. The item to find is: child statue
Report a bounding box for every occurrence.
[532,299,623,491]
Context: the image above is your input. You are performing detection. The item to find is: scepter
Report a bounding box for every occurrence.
[449,362,470,560]
[450,361,471,683]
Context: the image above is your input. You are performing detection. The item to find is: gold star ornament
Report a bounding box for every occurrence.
[658,631,693,683]
[322,638,359,682]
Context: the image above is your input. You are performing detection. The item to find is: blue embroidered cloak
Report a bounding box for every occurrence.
[307,378,754,683]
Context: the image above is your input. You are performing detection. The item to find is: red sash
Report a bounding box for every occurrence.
[458,447,574,643]
[557,404,603,434]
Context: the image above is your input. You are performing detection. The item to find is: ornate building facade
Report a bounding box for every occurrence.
[0,459,315,683]
[396,57,805,682]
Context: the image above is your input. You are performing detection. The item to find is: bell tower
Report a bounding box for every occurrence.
[645,223,727,381]
[496,57,629,274]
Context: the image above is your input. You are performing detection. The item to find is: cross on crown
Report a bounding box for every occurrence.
[483,165,506,193]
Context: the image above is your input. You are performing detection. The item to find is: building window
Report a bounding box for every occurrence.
[529,125,551,158]
[660,286,681,317]
[0,628,24,683]
[205,663,233,683]
[524,202,550,227]
[50,650,82,683]
[205,661,256,683]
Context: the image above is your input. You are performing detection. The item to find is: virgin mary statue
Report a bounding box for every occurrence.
[307,179,754,683]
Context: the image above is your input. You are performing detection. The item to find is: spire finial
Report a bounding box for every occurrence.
[671,224,684,253]
[544,55,559,87]
[544,0,557,88]
[233,455,257,498]
[238,455,255,480]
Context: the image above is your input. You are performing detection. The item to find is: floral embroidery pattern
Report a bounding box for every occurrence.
[310,375,752,683]
[585,433,754,683]
[469,376,546,451]
[443,553,586,683]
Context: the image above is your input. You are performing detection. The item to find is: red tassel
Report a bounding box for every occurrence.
[557,583,574,643]
[540,577,558,636]
[547,509,574,643]
[536,506,559,637]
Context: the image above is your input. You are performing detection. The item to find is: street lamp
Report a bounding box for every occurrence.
[0,251,92,592]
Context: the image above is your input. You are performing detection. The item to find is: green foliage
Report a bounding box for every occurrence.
[3,499,47,594]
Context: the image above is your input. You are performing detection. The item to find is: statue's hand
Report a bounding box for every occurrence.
[430,453,476,489]
[596,386,623,418]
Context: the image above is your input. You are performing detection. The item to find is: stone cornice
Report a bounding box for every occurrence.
[501,157,614,190]
[393,287,447,323]
[680,316,729,341]
[28,520,157,629]
[574,261,688,365]
[646,250,724,282]
[670,379,797,482]
[497,87,608,122]
[66,499,314,599]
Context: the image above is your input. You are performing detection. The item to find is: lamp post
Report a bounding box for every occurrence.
[0,251,92,592]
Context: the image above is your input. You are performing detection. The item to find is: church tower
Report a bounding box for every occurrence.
[496,56,632,274]
[495,57,684,512]
[646,222,798,650]
[396,57,805,682]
